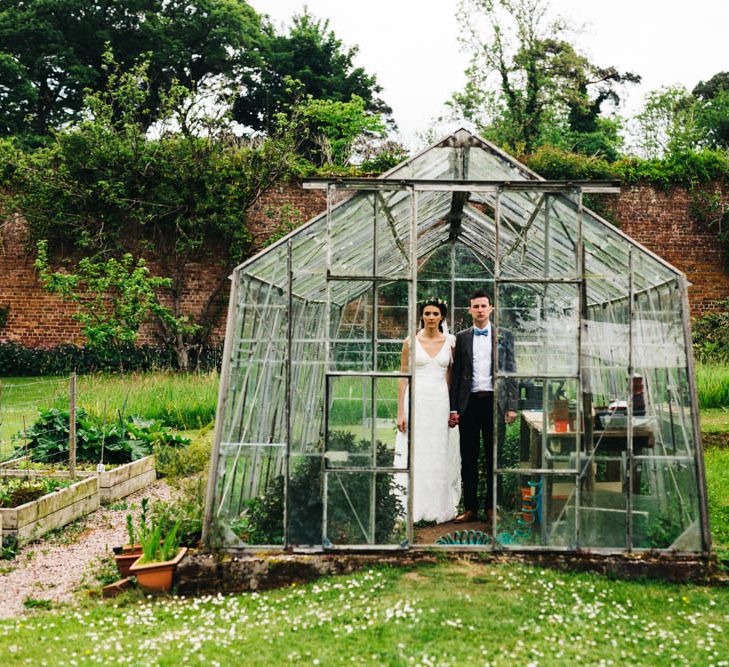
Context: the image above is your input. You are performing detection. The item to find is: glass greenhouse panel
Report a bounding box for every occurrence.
[374,377,400,467]
[578,456,628,549]
[497,282,579,376]
[501,378,581,472]
[324,471,407,546]
[326,376,373,468]
[633,281,686,371]
[329,193,376,277]
[376,281,410,372]
[495,473,577,548]
[641,366,695,457]
[213,443,285,546]
[221,278,288,451]
[632,458,702,551]
[418,242,494,332]
[330,287,373,372]
[497,192,580,279]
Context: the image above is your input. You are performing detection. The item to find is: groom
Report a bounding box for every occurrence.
[448,290,517,523]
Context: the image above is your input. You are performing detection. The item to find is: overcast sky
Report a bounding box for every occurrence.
[254,0,728,148]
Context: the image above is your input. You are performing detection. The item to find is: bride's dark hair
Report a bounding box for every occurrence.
[418,297,448,332]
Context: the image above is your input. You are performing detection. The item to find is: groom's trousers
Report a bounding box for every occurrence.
[459,392,495,515]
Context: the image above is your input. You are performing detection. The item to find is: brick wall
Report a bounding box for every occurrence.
[602,184,729,314]
[0,181,726,348]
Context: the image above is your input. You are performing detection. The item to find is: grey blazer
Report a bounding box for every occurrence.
[449,326,518,415]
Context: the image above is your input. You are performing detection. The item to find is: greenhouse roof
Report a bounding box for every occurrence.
[235,129,682,310]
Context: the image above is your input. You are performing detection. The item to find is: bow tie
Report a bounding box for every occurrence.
[474,327,489,336]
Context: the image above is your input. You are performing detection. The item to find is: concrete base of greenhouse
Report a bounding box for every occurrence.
[174,550,726,595]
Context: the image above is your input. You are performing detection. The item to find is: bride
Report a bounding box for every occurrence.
[394,298,461,523]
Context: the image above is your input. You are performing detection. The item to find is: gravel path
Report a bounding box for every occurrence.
[0,479,174,619]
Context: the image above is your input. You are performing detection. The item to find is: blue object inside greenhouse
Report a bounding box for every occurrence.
[498,479,544,545]
[435,530,491,545]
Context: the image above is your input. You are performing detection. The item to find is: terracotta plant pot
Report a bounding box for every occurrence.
[130,547,188,592]
[114,544,143,578]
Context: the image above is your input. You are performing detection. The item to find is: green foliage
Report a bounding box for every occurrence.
[634,83,729,158]
[22,597,53,611]
[0,341,221,376]
[13,408,188,465]
[233,9,390,133]
[154,429,212,479]
[294,94,385,167]
[148,480,205,548]
[693,303,729,364]
[79,371,219,430]
[137,519,181,564]
[91,554,122,588]
[0,476,71,508]
[0,0,262,142]
[35,240,194,350]
[525,144,729,188]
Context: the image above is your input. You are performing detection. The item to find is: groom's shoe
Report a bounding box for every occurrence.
[454,510,478,523]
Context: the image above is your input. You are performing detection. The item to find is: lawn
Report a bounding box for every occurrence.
[0,560,727,666]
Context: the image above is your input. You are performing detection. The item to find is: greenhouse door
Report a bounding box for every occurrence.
[321,185,415,549]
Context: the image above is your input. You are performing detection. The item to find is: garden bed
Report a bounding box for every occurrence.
[79,455,156,503]
[0,471,99,542]
[0,456,156,504]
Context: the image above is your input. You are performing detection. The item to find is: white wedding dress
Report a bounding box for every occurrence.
[394,335,461,523]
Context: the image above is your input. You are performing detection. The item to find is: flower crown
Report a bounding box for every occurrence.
[419,296,448,308]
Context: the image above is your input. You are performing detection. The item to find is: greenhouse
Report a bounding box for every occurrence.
[202,128,710,554]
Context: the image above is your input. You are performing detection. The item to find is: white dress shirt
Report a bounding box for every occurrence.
[471,323,493,392]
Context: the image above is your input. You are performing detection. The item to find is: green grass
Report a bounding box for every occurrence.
[701,408,729,434]
[77,371,218,429]
[696,363,729,409]
[0,561,727,665]
[706,446,729,553]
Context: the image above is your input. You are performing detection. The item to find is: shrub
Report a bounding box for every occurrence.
[231,432,404,546]
[693,301,729,364]
[0,341,222,376]
[154,429,212,479]
[148,479,205,548]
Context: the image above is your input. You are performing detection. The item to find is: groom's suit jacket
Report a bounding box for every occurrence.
[449,326,518,416]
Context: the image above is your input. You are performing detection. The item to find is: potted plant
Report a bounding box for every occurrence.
[129,520,186,592]
[114,513,144,578]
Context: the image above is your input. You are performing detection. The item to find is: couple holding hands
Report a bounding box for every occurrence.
[394,290,517,525]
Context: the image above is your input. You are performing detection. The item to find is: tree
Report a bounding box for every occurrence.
[0,0,262,142]
[233,9,391,133]
[693,72,729,150]
[35,240,196,351]
[450,0,639,158]
[293,94,386,167]
[632,86,703,159]
[8,55,301,369]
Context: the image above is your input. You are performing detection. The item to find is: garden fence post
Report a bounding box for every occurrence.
[69,373,77,480]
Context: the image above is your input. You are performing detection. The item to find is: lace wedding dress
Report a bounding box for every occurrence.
[395,335,461,523]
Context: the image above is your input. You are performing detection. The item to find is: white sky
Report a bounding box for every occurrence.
[254,0,728,148]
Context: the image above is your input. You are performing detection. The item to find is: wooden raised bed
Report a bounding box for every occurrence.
[0,472,99,543]
[0,455,156,504]
[79,455,157,503]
